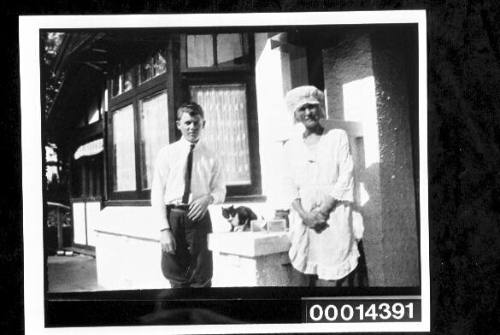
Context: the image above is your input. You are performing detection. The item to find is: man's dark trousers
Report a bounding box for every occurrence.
[161,206,213,288]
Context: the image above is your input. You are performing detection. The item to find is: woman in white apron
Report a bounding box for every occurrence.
[282,86,360,287]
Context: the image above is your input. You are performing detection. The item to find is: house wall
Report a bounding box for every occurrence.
[81,31,419,289]
[253,32,311,210]
[72,202,87,245]
[72,201,101,248]
[254,33,289,206]
[370,28,419,286]
[321,30,419,286]
[90,33,295,289]
[92,203,275,289]
[94,206,166,290]
[322,32,385,286]
[254,33,292,211]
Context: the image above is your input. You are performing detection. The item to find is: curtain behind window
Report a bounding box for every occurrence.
[187,35,214,68]
[139,91,169,190]
[216,33,247,66]
[111,104,136,191]
[190,83,251,186]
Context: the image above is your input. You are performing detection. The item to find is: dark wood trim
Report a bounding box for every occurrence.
[134,72,168,98]
[70,244,96,257]
[101,112,108,203]
[81,160,87,198]
[70,200,77,248]
[306,43,325,91]
[103,111,109,202]
[168,36,180,143]
[70,196,102,203]
[105,78,114,203]
[107,190,145,201]
[109,77,136,105]
[71,243,96,252]
[179,33,187,72]
[133,94,142,196]
[108,94,134,112]
[244,36,262,196]
[212,33,217,69]
[109,63,168,107]
[181,70,254,84]
[67,149,74,208]
[180,65,251,74]
[104,199,151,207]
[67,155,75,247]
[98,87,104,123]
[106,50,169,201]
[71,243,96,251]
[135,86,168,104]
[75,122,103,144]
[106,106,114,201]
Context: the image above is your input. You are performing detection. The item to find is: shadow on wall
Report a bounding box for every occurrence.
[353,157,419,287]
[326,28,419,287]
[352,161,382,287]
[350,134,381,287]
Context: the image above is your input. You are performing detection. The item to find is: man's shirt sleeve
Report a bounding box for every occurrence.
[209,154,226,204]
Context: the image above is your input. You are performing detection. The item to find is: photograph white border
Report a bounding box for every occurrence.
[20,11,429,334]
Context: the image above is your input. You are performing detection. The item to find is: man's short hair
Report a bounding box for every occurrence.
[177,102,205,120]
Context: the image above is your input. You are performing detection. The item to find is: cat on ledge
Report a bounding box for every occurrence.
[221,205,258,232]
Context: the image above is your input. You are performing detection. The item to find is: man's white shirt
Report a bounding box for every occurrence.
[151,137,226,230]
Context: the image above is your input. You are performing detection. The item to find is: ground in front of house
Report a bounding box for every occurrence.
[47,254,103,292]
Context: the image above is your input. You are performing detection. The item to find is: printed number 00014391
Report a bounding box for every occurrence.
[308,302,415,322]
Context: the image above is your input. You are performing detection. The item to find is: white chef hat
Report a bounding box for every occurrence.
[285,85,325,122]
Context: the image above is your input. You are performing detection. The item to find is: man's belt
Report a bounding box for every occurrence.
[166,203,189,211]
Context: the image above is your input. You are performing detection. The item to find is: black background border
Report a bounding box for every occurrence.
[4,1,500,334]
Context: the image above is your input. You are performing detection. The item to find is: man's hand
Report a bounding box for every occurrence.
[188,194,213,221]
[160,229,176,254]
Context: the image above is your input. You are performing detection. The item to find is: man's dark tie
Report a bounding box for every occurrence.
[182,143,195,204]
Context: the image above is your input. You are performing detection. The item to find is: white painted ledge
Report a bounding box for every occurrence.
[208,231,291,257]
[94,206,159,241]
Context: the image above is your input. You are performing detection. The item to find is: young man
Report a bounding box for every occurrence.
[282,85,360,287]
[151,102,226,288]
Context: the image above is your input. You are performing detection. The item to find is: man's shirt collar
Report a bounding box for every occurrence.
[179,136,202,150]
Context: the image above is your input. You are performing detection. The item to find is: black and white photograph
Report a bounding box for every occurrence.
[20,11,429,334]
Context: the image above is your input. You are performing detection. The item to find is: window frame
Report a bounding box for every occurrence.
[103,32,262,204]
[179,32,262,198]
[179,33,252,73]
[71,151,103,201]
[105,42,176,203]
[69,122,104,202]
